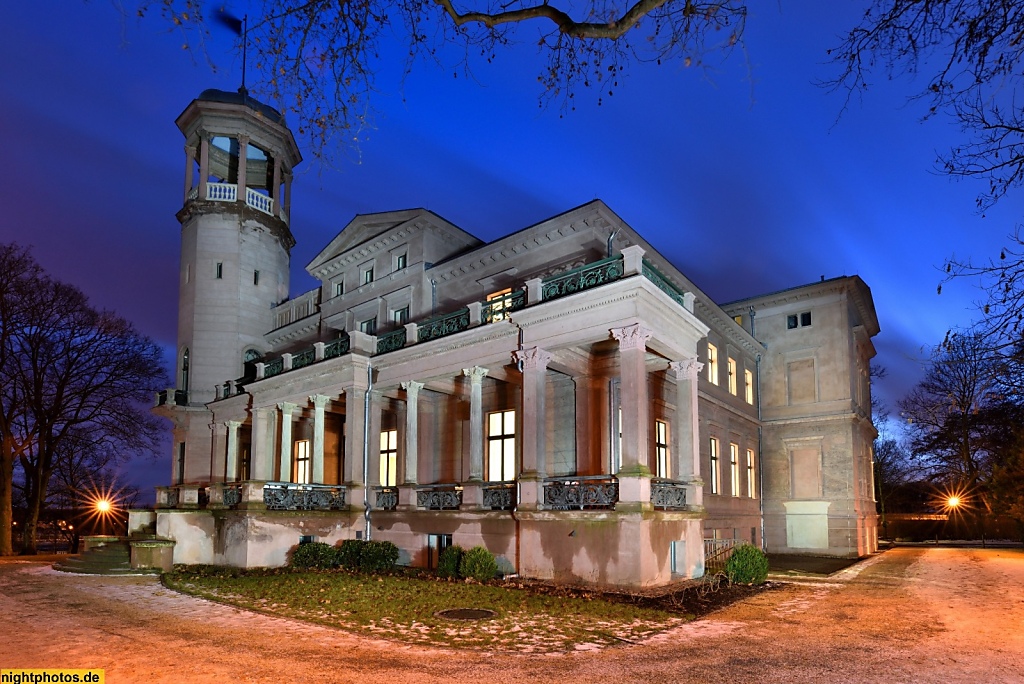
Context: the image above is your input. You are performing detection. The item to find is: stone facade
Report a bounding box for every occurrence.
[150,90,880,588]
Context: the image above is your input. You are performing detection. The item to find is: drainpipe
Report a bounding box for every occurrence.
[363,362,373,541]
[750,307,766,552]
[606,228,621,258]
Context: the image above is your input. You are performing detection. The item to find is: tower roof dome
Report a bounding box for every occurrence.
[196,88,285,124]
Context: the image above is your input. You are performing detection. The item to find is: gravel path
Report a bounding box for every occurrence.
[1,547,1021,683]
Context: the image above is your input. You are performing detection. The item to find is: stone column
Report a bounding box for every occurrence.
[514,347,552,509]
[310,394,330,484]
[183,145,196,203]
[572,376,592,475]
[668,359,702,483]
[342,373,369,509]
[399,381,423,508]
[209,422,227,483]
[225,420,241,481]
[272,157,282,208]
[368,391,383,485]
[249,406,272,480]
[463,367,489,481]
[198,134,210,200]
[236,134,249,203]
[612,324,654,510]
[278,401,297,482]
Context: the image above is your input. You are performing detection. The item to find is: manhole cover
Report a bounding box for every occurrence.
[435,608,496,620]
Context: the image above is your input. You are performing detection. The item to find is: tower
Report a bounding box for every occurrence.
[167,89,302,484]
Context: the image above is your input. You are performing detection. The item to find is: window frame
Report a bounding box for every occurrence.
[655,419,670,478]
[294,439,311,484]
[709,437,720,495]
[707,343,719,385]
[487,409,517,482]
[727,357,738,395]
[379,429,398,486]
[744,369,754,404]
[746,448,756,498]
[730,442,740,497]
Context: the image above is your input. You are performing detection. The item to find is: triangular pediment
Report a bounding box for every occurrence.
[306,208,481,277]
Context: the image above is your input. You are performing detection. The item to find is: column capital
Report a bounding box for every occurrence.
[462,366,489,383]
[309,394,331,409]
[669,358,704,378]
[611,324,653,351]
[514,346,552,371]
[277,401,298,416]
[225,419,242,430]
[401,380,424,397]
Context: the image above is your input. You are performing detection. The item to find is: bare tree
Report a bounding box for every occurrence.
[898,331,1003,506]
[0,244,167,555]
[134,0,746,158]
[828,0,1024,211]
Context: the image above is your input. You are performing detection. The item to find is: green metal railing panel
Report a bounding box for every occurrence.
[417,307,470,343]
[642,259,687,307]
[541,255,623,301]
[376,328,407,355]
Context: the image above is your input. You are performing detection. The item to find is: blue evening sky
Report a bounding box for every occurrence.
[1,1,1020,496]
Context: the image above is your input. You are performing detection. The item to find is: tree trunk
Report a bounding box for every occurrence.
[0,452,13,556]
[21,489,41,555]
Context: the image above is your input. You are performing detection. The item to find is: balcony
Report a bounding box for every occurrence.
[416,484,463,510]
[543,475,618,510]
[263,482,348,510]
[189,182,277,219]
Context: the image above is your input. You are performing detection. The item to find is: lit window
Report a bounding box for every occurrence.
[744,369,754,404]
[294,440,311,484]
[334,281,344,297]
[379,430,398,486]
[487,410,516,481]
[733,315,743,326]
[363,267,374,285]
[730,443,740,497]
[485,288,513,323]
[253,270,260,286]
[747,449,756,498]
[707,343,719,385]
[395,253,407,271]
[655,420,669,478]
[394,306,410,326]
[728,358,737,395]
[360,317,377,335]
[709,437,720,494]
[215,262,223,279]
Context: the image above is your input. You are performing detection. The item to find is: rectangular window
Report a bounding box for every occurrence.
[728,358,737,395]
[215,262,223,279]
[746,448,756,498]
[394,306,410,326]
[487,409,516,481]
[395,253,407,270]
[253,270,260,286]
[176,442,186,484]
[709,437,720,495]
[334,281,344,297]
[730,443,740,497]
[707,343,719,385]
[294,439,311,484]
[379,429,398,486]
[733,314,743,326]
[655,420,669,478]
[363,267,374,285]
[485,288,513,323]
[360,317,377,335]
[788,311,812,329]
[744,369,754,404]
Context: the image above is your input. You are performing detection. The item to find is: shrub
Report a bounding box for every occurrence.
[290,542,337,570]
[724,543,769,584]
[360,540,400,573]
[337,539,364,570]
[437,544,464,579]
[461,545,498,582]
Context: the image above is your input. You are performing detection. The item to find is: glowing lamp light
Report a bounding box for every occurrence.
[947,496,961,509]
[95,499,113,513]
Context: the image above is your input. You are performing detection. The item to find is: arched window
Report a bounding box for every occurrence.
[242,348,263,381]
[180,348,190,392]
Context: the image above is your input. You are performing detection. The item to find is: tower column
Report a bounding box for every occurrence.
[198,134,210,200]
[236,134,249,203]
[183,145,196,203]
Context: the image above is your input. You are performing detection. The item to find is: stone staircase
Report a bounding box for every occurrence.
[53,538,153,575]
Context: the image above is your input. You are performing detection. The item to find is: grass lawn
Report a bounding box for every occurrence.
[163,566,686,652]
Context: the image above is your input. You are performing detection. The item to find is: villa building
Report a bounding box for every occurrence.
[143,88,880,588]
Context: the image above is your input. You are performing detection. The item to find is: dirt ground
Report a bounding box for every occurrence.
[1,546,1022,683]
